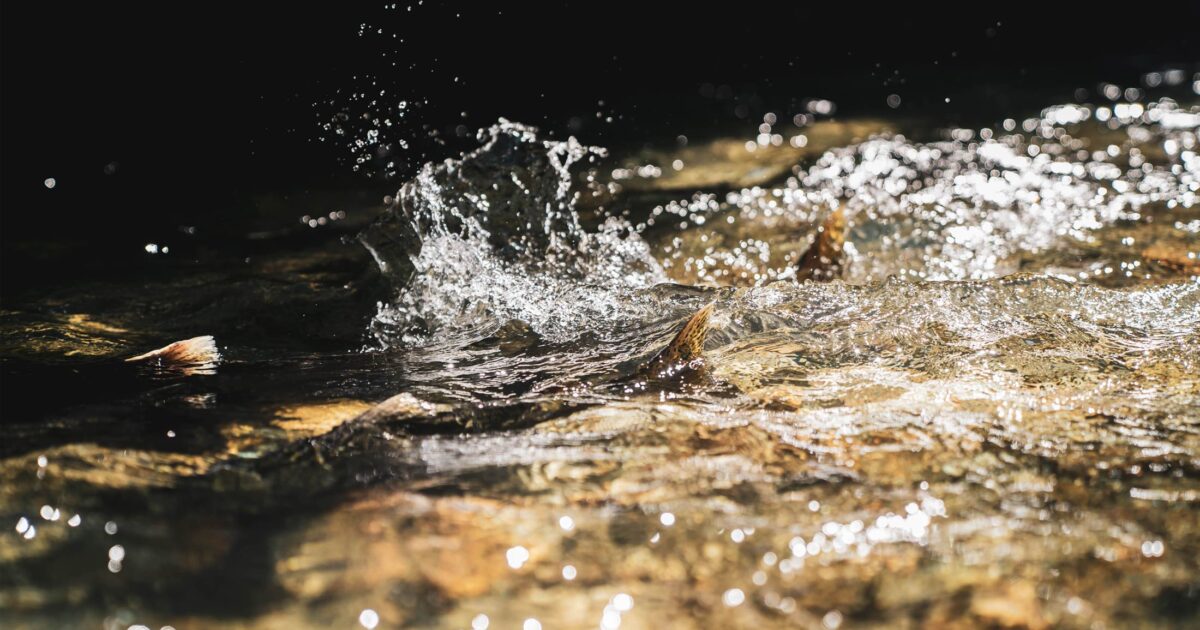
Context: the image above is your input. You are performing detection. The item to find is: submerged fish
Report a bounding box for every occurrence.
[216,125,856,493]
[617,302,718,394]
[0,335,222,433]
[626,206,849,387]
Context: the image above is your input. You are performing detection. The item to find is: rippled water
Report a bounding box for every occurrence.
[3,95,1199,629]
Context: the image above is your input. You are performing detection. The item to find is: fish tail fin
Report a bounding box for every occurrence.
[126,336,221,373]
[665,302,713,364]
[821,206,847,245]
[795,206,846,282]
[640,303,714,380]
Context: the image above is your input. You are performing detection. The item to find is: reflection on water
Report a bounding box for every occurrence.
[2,92,1199,628]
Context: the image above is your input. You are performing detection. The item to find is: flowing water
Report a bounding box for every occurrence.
[2,96,1200,629]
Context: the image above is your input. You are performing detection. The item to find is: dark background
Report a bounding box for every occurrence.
[3,2,1199,298]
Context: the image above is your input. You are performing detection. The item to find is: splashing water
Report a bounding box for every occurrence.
[363,101,1198,353]
[362,119,667,345]
[3,96,1200,629]
[657,98,1200,286]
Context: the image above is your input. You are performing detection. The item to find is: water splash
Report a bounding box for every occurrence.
[364,101,1198,349]
[361,120,666,345]
[6,98,1200,630]
[661,98,1199,285]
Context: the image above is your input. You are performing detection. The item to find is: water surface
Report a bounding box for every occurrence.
[2,96,1199,629]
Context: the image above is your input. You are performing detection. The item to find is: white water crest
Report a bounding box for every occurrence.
[364,100,1199,349]
[663,98,1199,284]
[363,120,668,346]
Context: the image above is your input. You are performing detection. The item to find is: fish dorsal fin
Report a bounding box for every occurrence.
[795,206,846,282]
[640,303,714,380]
[125,336,221,375]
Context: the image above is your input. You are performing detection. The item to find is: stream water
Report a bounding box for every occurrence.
[2,94,1199,628]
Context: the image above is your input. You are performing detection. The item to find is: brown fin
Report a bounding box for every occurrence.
[639,303,714,380]
[126,336,221,374]
[795,206,846,282]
